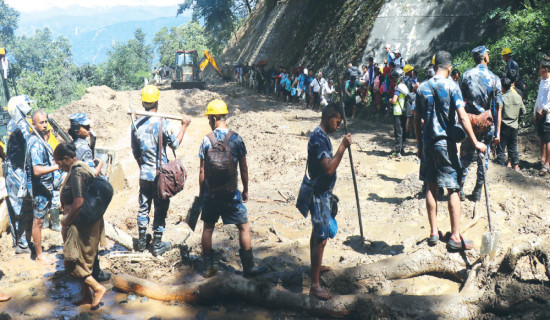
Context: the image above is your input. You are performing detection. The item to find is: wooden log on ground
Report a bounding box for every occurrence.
[104,221,134,250]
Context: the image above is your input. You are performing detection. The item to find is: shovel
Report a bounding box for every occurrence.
[478,151,499,257]
[185,196,202,231]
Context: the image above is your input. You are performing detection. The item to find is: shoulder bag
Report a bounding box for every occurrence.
[156,118,187,200]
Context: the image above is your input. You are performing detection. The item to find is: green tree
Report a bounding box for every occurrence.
[102,28,153,90]
[153,21,210,66]
[10,28,85,112]
[0,0,19,45]
[177,0,255,55]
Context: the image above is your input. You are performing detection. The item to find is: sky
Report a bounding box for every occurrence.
[6,0,184,12]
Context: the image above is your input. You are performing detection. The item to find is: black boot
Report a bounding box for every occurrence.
[152,232,171,257]
[136,227,149,252]
[49,208,61,232]
[42,211,50,229]
[471,181,483,202]
[202,251,218,278]
[239,248,267,278]
[92,255,111,283]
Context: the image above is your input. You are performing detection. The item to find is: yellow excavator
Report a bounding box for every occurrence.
[171,50,223,89]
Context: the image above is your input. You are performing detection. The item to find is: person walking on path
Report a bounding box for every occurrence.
[303,104,352,300]
[459,46,503,202]
[496,77,526,171]
[389,68,408,159]
[28,109,59,265]
[534,60,550,176]
[55,143,106,309]
[131,85,191,256]
[198,99,266,278]
[415,51,486,251]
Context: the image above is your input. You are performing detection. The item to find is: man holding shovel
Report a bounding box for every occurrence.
[303,103,352,300]
[415,51,486,251]
[131,85,191,257]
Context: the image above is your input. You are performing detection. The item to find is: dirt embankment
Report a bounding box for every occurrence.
[1,83,549,319]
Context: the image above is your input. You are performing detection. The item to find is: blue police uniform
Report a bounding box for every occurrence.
[27,135,55,219]
[70,113,96,170]
[459,46,503,193]
[5,119,33,248]
[131,115,179,233]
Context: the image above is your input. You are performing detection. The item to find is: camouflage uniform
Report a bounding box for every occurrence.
[415,75,465,189]
[5,119,33,248]
[131,116,179,233]
[459,63,503,190]
[306,126,337,240]
[74,138,96,170]
[198,128,248,225]
[27,134,55,219]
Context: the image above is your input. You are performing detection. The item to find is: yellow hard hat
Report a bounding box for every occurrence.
[431,54,436,65]
[205,99,228,116]
[141,85,160,103]
[403,64,414,74]
[501,47,512,56]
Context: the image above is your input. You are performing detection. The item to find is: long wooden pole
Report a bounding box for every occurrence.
[127,109,185,121]
[329,37,365,241]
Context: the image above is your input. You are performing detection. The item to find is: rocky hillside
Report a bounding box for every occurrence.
[218,0,502,75]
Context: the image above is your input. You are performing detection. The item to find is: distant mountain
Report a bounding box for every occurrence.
[17,6,191,65]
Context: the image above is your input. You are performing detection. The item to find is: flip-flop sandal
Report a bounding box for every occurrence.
[427,230,443,246]
[539,166,549,177]
[447,235,474,251]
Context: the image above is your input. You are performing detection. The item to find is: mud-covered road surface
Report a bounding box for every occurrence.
[1,82,549,319]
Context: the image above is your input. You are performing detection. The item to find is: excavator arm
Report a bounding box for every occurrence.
[199,50,223,76]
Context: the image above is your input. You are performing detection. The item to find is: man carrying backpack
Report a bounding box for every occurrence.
[199,99,266,278]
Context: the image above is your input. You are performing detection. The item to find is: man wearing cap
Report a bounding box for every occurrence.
[5,96,34,254]
[131,85,191,256]
[501,48,520,79]
[69,113,103,176]
[459,46,503,202]
[28,109,59,264]
[198,99,266,278]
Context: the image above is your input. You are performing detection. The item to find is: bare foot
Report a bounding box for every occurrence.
[0,291,11,302]
[73,288,92,306]
[320,265,333,273]
[309,284,331,300]
[36,254,54,265]
[91,285,107,309]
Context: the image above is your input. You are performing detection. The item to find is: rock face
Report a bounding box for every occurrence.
[220,0,501,74]
[362,0,500,65]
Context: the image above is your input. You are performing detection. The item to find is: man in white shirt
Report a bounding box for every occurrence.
[394,50,406,69]
[310,72,327,110]
[321,80,338,106]
[534,60,550,176]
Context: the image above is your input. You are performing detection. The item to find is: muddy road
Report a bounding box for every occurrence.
[0,82,549,319]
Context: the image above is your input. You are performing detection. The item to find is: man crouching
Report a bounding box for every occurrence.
[199,99,266,278]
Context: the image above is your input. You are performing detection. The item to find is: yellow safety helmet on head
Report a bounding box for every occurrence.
[501,47,512,56]
[205,99,228,116]
[431,54,436,65]
[141,85,160,103]
[403,64,414,74]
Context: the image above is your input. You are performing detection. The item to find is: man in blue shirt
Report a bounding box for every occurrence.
[28,109,59,265]
[304,104,351,300]
[198,99,265,278]
[131,85,191,256]
[459,46,503,202]
[415,51,486,251]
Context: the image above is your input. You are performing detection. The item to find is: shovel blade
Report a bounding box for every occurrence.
[480,231,500,256]
[185,196,202,231]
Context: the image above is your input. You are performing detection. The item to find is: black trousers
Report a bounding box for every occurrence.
[394,114,407,154]
[496,123,519,166]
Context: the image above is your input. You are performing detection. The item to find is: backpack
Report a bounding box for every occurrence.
[75,175,114,229]
[205,131,237,198]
